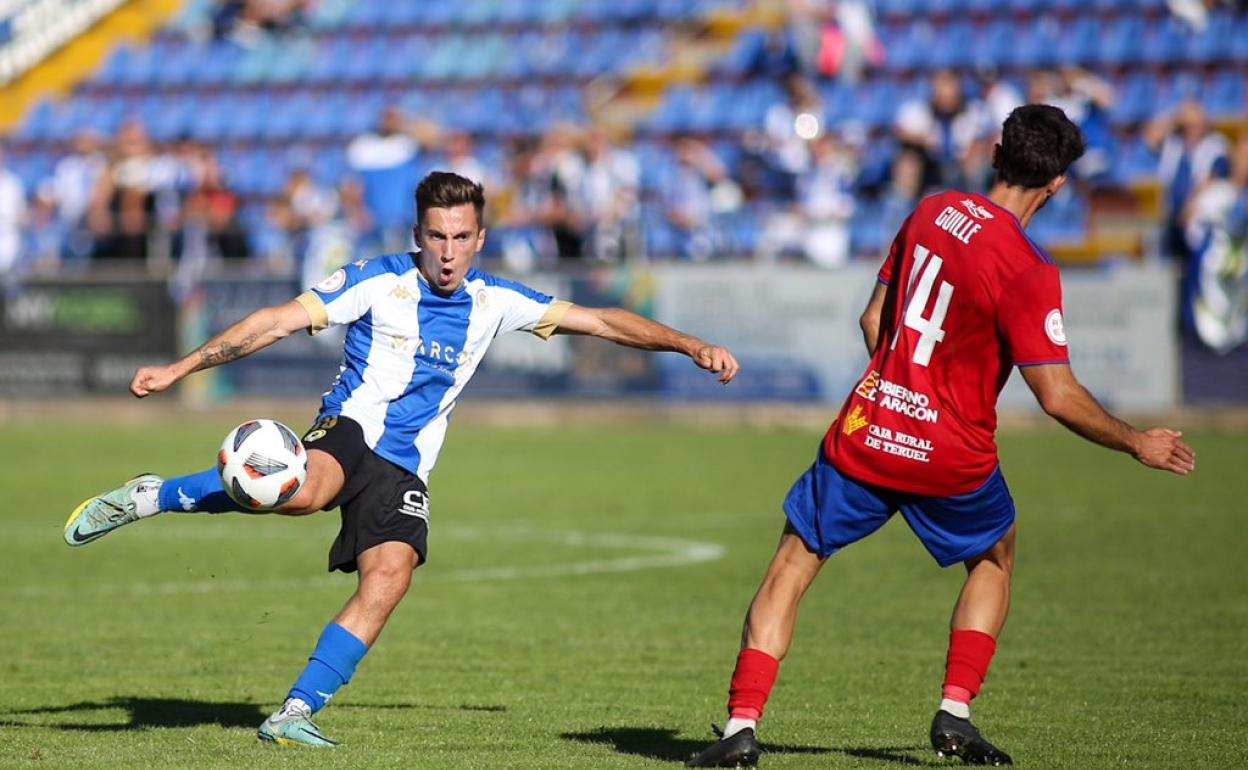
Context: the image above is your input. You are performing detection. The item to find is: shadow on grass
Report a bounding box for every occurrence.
[0,697,267,732]
[0,697,508,733]
[563,726,931,766]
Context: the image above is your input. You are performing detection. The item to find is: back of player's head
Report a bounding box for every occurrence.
[416,171,486,227]
[993,104,1086,189]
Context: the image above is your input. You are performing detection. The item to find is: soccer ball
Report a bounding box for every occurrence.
[217,419,308,510]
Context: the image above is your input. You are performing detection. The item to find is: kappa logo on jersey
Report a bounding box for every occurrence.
[855,370,881,401]
[960,198,995,220]
[389,284,414,301]
[842,405,869,436]
[1045,308,1067,346]
[398,489,430,520]
[316,269,347,293]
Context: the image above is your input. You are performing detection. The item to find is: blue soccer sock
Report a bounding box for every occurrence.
[156,468,239,514]
[288,623,370,713]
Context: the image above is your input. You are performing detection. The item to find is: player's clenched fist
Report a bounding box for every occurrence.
[1132,428,1196,476]
[130,365,181,398]
[694,345,740,384]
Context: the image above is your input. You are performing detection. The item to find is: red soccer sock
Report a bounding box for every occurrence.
[942,630,997,703]
[727,648,780,721]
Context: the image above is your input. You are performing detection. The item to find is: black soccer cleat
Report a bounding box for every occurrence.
[686,725,761,768]
[930,710,1013,766]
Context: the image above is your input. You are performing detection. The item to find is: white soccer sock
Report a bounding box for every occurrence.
[940,697,970,719]
[722,717,757,739]
[132,480,163,518]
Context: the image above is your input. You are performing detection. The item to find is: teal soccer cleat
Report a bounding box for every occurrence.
[257,699,339,748]
[63,474,163,547]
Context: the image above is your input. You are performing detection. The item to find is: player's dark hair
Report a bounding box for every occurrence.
[415,171,486,226]
[992,104,1086,189]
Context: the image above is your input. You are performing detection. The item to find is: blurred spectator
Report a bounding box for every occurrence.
[880,146,928,241]
[758,130,858,266]
[441,132,494,194]
[0,148,27,276]
[215,0,310,46]
[346,106,430,254]
[1183,137,1247,352]
[747,25,801,81]
[528,126,588,261]
[1144,101,1231,262]
[174,152,249,264]
[760,74,821,202]
[578,129,641,263]
[89,118,158,262]
[894,70,990,192]
[45,130,107,265]
[1030,68,1116,183]
[661,138,739,261]
[815,0,882,83]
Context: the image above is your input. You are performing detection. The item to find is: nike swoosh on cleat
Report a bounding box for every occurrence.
[70,526,99,544]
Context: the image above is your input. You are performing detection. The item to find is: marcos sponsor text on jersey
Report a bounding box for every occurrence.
[824,191,1069,497]
[296,254,569,482]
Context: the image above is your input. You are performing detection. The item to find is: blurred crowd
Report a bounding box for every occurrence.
[1,0,1246,324]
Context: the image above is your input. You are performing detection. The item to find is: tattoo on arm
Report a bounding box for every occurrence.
[198,333,259,367]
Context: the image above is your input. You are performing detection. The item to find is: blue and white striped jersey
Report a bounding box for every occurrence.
[296,254,569,481]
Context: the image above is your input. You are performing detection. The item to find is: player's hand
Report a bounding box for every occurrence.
[1132,428,1195,475]
[130,365,180,398]
[693,344,740,384]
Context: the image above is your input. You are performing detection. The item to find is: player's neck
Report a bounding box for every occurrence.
[986,183,1049,229]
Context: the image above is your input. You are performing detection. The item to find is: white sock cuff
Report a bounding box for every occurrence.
[723,717,757,739]
[940,697,971,719]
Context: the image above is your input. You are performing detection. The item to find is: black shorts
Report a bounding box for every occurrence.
[301,415,430,574]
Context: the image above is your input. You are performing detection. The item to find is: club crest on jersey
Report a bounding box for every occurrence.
[316,269,346,293]
[1045,309,1067,346]
[855,370,880,401]
[843,405,869,436]
[475,291,489,308]
[960,198,994,220]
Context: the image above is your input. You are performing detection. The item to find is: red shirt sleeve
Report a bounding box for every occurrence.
[999,263,1071,367]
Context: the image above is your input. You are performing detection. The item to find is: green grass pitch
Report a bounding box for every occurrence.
[1,420,1245,768]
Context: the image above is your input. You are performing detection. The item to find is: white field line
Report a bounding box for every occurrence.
[8,526,725,599]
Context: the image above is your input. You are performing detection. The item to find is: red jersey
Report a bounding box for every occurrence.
[824,191,1070,497]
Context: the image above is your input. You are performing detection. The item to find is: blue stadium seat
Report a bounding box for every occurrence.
[1011,16,1061,70]
[1206,69,1245,120]
[1062,16,1101,67]
[190,40,244,87]
[1110,72,1156,126]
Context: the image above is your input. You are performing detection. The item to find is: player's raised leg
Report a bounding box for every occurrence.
[63,447,344,547]
[686,524,826,768]
[259,541,418,748]
[931,525,1016,766]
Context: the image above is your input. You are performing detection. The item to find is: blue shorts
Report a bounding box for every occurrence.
[783,446,1016,568]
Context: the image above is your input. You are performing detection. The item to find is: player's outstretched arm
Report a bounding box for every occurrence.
[553,304,740,384]
[1020,363,1196,475]
[130,300,313,398]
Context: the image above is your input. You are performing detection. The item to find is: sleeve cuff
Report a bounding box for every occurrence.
[296,291,329,335]
[1015,359,1070,368]
[532,300,572,340]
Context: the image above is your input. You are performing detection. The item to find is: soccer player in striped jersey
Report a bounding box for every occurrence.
[64,171,739,748]
[686,106,1194,768]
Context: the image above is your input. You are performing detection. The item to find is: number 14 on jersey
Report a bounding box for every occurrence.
[890,244,953,367]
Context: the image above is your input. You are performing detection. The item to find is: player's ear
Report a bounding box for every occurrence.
[1046,174,1067,198]
[475,227,487,252]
